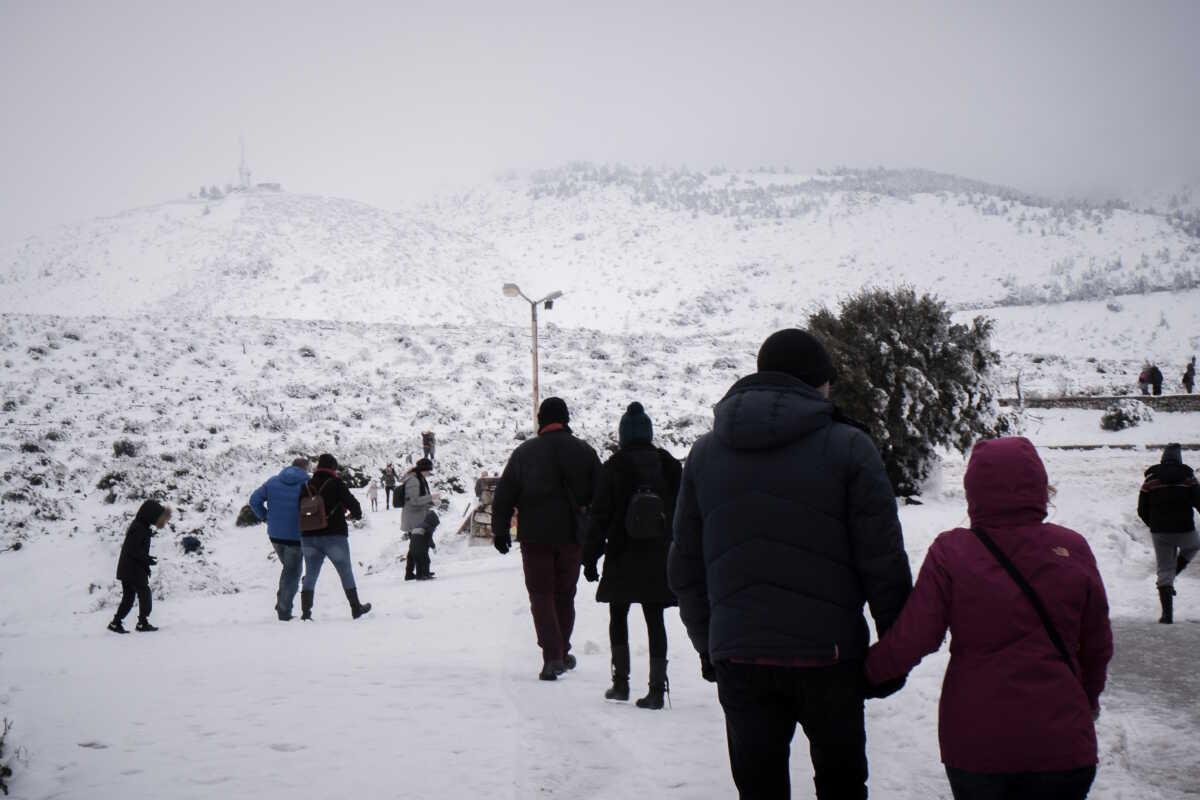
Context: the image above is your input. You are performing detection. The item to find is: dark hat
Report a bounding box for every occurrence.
[317,453,339,471]
[1162,443,1183,465]
[538,397,570,428]
[619,401,653,447]
[415,458,433,472]
[757,329,836,388]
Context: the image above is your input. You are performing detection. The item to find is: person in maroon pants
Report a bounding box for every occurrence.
[492,397,601,681]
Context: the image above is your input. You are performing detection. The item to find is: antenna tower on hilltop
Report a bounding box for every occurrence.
[238,136,252,190]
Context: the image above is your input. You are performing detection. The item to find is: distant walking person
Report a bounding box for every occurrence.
[1184,356,1196,395]
[402,458,436,581]
[669,329,913,800]
[1138,443,1200,624]
[1138,366,1152,395]
[493,397,601,681]
[866,437,1113,800]
[583,402,682,710]
[422,431,437,462]
[1149,364,1164,396]
[298,454,371,620]
[383,463,398,510]
[108,500,171,634]
[367,478,380,512]
[249,457,311,620]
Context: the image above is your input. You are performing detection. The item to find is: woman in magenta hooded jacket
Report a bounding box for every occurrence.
[865,437,1112,799]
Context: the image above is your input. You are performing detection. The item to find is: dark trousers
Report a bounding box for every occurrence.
[385,486,394,509]
[423,445,435,461]
[520,542,581,662]
[406,532,432,578]
[272,541,304,615]
[609,602,668,658]
[115,579,152,622]
[946,766,1096,800]
[716,660,867,800]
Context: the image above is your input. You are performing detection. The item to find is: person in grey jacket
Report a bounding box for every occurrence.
[402,458,435,580]
[669,329,913,800]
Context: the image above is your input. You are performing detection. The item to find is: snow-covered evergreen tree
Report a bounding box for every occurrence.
[809,287,1005,495]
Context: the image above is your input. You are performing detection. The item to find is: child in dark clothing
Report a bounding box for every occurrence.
[108,500,171,633]
[405,509,440,581]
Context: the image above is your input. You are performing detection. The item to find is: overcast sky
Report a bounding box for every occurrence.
[2,0,1198,242]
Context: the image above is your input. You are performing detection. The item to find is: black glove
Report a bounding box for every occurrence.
[861,673,907,700]
[584,562,599,582]
[700,653,717,683]
[147,556,158,566]
[494,534,511,555]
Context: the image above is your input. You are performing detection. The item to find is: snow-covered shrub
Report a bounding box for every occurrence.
[235,505,262,527]
[1100,400,1153,431]
[810,287,1003,495]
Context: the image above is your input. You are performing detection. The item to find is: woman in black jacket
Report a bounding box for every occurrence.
[584,403,682,709]
[109,500,171,633]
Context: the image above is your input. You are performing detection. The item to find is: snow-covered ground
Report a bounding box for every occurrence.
[1,310,1198,798]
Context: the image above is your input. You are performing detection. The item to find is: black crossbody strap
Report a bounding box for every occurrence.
[971,527,1077,677]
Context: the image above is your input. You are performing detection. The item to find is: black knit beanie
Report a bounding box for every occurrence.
[757,329,836,388]
[538,397,570,428]
[1162,443,1183,465]
[317,453,339,471]
[619,402,653,447]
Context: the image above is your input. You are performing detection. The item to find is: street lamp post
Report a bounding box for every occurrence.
[503,283,564,433]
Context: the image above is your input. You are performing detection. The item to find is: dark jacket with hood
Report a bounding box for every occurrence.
[299,468,363,537]
[1138,445,1200,533]
[116,500,165,585]
[584,443,683,606]
[866,437,1112,773]
[668,372,912,664]
[492,426,601,547]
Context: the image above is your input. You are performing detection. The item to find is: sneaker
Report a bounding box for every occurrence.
[135,619,159,632]
[107,620,129,634]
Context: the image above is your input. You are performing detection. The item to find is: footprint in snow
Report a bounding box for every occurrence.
[269,743,306,753]
[77,741,108,749]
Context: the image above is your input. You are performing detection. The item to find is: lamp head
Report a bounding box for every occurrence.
[503,283,521,298]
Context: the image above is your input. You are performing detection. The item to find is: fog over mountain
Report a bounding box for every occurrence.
[3,1,1200,243]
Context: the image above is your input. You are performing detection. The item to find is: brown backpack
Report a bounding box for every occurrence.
[299,480,333,532]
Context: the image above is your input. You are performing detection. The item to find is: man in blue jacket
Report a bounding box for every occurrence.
[250,457,311,620]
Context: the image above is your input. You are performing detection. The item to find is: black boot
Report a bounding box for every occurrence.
[1178,555,1191,576]
[539,658,566,681]
[1159,585,1175,624]
[301,590,314,621]
[346,588,372,619]
[636,658,669,710]
[605,645,630,701]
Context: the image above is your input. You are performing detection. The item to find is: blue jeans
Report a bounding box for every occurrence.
[272,541,304,615]
[301,536,357,592]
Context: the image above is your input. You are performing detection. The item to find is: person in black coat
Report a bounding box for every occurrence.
[1138,443,1200,623]
[669,329,913,800]
[583,402,682,709]
[298,453,371,621]
[108,500,171,634]
[1149,364,1164,396]
[492,397,601,681]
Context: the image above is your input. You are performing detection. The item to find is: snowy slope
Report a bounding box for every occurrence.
[0,192,513,326]
[4,166,1199,339]
[1,311,1198,799]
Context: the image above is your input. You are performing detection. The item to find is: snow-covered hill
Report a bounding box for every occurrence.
[2,310,1198,799]
[4,166,1199,339]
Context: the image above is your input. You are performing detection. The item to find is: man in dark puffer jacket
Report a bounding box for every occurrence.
[669,329,913,800]
[1138,443,1200,623]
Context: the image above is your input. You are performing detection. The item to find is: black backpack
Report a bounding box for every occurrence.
[625,487,666,539]
[624,454,668,540]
